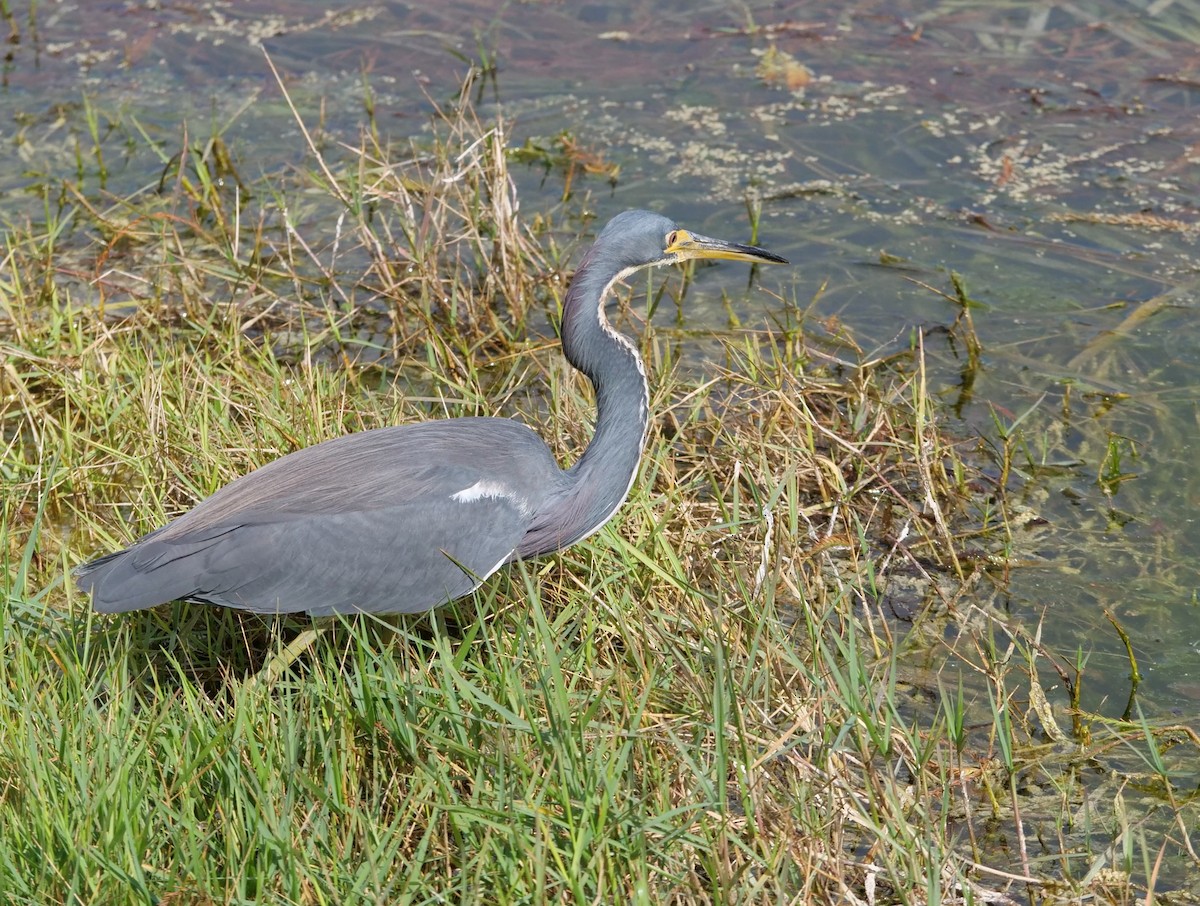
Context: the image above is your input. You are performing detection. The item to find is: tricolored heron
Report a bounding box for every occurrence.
[76,210,787,676]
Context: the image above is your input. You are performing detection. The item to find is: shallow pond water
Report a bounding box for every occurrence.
[2,0,1197,723]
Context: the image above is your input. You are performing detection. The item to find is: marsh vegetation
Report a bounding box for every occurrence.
[2,63,1198,906]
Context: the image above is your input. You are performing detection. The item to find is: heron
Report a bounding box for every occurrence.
[76,210,787,680]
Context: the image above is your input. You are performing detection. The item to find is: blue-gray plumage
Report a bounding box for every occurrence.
[76,210,787,618]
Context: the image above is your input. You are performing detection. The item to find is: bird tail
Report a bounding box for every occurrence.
[74,549,169,612]
[76,522,247,612]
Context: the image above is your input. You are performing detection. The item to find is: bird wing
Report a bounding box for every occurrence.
[79,418,565,614]
[197,495,526,615]
[153,419,550,537]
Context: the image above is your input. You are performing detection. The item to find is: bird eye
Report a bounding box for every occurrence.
[665,230,679,248]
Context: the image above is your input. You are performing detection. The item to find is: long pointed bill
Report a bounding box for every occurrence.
[665,229,789,265]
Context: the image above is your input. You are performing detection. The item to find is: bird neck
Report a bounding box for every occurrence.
[560,257,650,508]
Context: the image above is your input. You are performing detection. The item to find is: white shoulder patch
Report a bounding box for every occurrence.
[450,480,536,520]
[451,479,511,503]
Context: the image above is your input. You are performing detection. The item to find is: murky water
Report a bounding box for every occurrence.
[3,0,1198,722]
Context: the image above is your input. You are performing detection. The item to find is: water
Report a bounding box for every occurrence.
[2,0,1197,720]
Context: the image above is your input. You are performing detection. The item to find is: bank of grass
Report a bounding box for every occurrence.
[3,78,1198,905]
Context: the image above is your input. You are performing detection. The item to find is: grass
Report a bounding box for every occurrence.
[3,71,1199,905]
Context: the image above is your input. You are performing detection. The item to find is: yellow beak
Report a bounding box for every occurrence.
[665,229,789,265]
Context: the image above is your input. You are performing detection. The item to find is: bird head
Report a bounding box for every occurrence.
[595,210,789,271]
